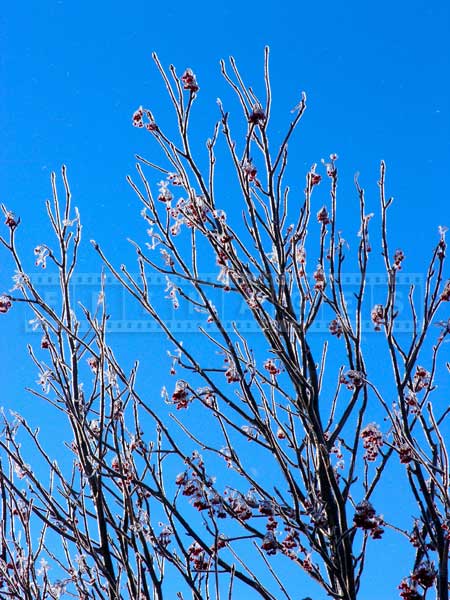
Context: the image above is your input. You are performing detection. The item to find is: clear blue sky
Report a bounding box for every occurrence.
[1,1,449,598]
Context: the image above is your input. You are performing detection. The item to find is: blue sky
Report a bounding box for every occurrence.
[1,1,449,598]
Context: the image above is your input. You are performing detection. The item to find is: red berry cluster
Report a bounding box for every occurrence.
[187,542,209,571]
[4,211,18,228]
[132,106,158,131]
[411,366,431,393]
[309,172,321,187]
[340,370,366,390]
[328,319,343,338]
[398,580,423,600]
[313,265,326,292]
[398,442,414,464]
[242,158,258,182]
[360,423,383,462]
[248,103,265,124]
[261,531,277,555]
[353,500,384,539]
[0,295,12,314]
[181,69,199,93]
[263,359,281,376]
[371,304,385,331]
[172,380,190,409]
[393,248,405,270]
[411,562,436,588]
[316,206,330,225]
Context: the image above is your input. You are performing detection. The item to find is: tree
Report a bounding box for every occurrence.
[0,48,449,600]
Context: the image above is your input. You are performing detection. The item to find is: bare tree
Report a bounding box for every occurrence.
[0,48,448,600]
